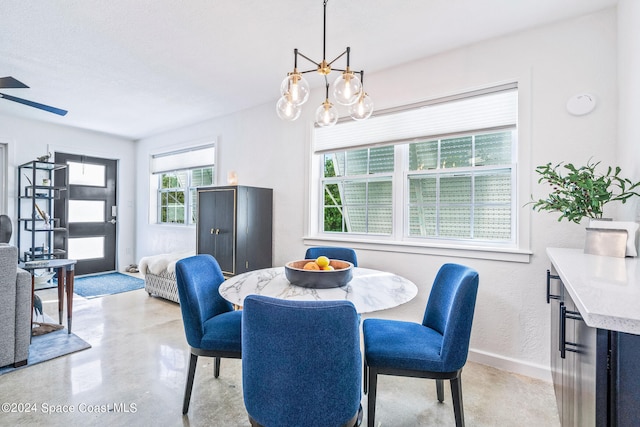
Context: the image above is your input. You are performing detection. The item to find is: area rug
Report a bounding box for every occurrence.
[0,319,91,376]
[70,272,145,299]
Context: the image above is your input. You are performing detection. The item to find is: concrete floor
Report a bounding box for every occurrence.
[0,284,560,426]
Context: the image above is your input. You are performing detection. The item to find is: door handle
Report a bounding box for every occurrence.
[108,219,116,224]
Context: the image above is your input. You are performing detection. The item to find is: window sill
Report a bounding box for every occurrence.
[153,222,195,228]
[303,236,532,263]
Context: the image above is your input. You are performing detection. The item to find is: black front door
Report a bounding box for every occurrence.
[54,152,118,276]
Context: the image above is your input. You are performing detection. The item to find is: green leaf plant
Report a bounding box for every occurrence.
[529,159,640,224]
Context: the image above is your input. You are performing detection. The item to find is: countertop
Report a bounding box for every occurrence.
[547,247,640,335]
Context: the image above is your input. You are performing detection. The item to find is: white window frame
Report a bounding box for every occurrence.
[305,82,532,263]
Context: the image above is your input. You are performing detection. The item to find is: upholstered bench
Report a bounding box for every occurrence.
[139,251,194,303]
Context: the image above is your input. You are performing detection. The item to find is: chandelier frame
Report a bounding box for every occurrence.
[277,0,373,126]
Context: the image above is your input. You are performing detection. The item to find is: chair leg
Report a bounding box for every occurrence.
[353,403,364,427]
[214,356,221,378]
[363,360,368,395]
[450,377,465,427]
[436,379,444,402]
[367,369,377,427]
[183,353,198,414]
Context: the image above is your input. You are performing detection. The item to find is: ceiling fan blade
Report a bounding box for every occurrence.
[0,76,29,89]
[0,92,68,116]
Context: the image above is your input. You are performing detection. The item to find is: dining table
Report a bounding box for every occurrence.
[219,266,418,314]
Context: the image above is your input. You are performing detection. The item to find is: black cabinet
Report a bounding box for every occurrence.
[197,185,272,276]
[17,160,68,263]
[546,269,640,426]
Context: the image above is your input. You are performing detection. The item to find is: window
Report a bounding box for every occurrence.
[158,167,213,224]
[406,131,514,241]
[312,84,523,254]
[151,144,215,225]
[323,146,394,234]
[68,162,105,186]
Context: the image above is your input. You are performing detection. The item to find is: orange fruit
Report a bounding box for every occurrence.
[303,262,320,270]
[316,256,330,268]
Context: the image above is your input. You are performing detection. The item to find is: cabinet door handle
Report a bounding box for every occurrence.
[559,302,583,359]
[546,270,561,304]
[210,228,221,235]
[559,302,566,359]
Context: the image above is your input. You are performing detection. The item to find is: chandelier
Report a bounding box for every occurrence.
[276,0,374,127]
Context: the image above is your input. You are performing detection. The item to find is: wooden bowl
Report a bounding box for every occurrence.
[284,259,353,289]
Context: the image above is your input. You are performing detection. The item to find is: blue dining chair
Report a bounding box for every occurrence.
[175,254,242,414]
[363,263,479,427]
[242,295,363,427]
[305,246,358,267]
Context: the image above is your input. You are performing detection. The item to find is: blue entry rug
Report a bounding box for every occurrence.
[71,272,145,299]
[0,318,91,376]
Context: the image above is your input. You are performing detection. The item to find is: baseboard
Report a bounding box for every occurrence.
[468,348,552,383]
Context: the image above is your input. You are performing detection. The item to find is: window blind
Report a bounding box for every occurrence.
[314,84,517,153]
[151,144,215,174]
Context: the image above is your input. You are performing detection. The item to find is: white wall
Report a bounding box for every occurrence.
[617,0,640,221]
[134,105,308,256]
[0,114,137,269]
[135,8,621,380]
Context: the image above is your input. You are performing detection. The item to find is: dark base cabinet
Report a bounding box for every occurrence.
[547,269,640,426]
[197,185,272,276]
[612,332,640,426]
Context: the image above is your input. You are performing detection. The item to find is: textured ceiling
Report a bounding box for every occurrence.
[0,0,617,140]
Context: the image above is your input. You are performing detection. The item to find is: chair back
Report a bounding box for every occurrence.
[242,295,361,427]
[304,246,358,267]
[422,263,479,372]
[175,254,234,348]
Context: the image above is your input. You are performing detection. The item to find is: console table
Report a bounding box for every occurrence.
[19,259,77,334]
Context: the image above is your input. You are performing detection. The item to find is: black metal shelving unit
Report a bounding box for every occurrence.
[17,160,68,263]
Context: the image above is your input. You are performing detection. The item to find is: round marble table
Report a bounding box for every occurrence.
[219,266,418,314]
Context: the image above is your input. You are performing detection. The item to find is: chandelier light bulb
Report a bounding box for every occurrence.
[315,100,339,127]
[332,69,362,106]
[349,92,374,120]
[276,95,301,121]
[280,70,309,106]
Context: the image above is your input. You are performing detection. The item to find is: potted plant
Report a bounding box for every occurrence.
[529,159,640,224]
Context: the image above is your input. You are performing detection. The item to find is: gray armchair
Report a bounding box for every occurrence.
[0,244,31,368]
